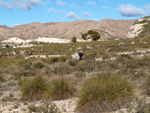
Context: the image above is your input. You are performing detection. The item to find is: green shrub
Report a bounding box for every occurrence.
[20,75,47,100]
[33,62,44,69]
[71,37,77,42]
[47,57,58,64]
[58,56,67,62]
[46,77,76,100]
[77,73,135,112]
[74,71,86,78]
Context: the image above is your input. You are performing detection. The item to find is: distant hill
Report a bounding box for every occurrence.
[0,19,135,40]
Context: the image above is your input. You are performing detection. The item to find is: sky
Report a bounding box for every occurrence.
[0,0,150,27]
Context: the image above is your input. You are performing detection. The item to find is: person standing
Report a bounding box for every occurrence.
[75,51,79,60]
[79,51,83,60]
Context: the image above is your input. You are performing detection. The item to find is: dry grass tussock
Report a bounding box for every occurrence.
[19,75,76,101]
[77,73,135,113]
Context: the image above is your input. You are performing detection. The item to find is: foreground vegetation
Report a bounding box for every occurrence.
[78,73,135,112]
[0,34,150,112]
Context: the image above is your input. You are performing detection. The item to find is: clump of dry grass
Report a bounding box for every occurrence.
[46,77,76,100]
[77,73,135,113]
[20,75,47,100]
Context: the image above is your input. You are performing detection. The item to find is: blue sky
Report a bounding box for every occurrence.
[0,0,150,27]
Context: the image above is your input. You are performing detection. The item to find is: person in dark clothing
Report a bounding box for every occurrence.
[79,51,83,60]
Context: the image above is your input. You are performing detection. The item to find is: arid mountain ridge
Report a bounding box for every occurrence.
[0,19,135,40]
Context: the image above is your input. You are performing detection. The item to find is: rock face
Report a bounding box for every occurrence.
[127,17,150,38]
[0,19,135,40]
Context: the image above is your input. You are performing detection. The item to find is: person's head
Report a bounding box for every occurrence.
[80,51,82,53]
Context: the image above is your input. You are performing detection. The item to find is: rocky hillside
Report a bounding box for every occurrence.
[0,19,135,40]
[128,16,150,38]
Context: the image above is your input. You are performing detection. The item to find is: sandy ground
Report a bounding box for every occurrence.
[25,55,62,59]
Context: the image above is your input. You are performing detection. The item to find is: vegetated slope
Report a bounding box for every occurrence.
[128,16,150,38]
[0,19,135,40]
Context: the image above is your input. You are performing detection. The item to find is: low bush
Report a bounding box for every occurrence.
[53,64,72,75]
[68,60,77,67]
[71,37,77,42]
[33,62,44,69]
[58,56,67,62]
[47,57,58,64]
[46,77,76,100]
[74,71,86,78]
[77,73,135,112]
[20,75,47,100]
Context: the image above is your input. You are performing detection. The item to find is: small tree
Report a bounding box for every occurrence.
[71,37,77,42]
[6,44,10,48]
[81,33,88,40]
[81,30,100,41]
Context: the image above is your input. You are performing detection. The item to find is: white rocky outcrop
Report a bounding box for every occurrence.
[127,23,144,38]
[127,17,150,38]
[35,37,70,43]
[1,37,29,44]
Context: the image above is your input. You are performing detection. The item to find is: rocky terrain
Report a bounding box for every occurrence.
[0,19,135,40]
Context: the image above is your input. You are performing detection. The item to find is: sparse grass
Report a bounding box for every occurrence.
[33,62,45,69]
[28,101,60,113]
[75,60,96,72]
[53,63,72,75]
[58,56,67,62]
[46,77,76,100]
[46,57,58,64]
[74,71,86,78]
[144,75,150,95]
[77,73,135,112]
[0,74,4,82]
[20,75,47,100]
[68,60,77,67]
[136,98,150,113]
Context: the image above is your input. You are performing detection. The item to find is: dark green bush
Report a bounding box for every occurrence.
[71,37,77,42]
[77,73,135,112]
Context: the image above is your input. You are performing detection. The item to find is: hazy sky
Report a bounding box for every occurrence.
[0,0,150,27]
